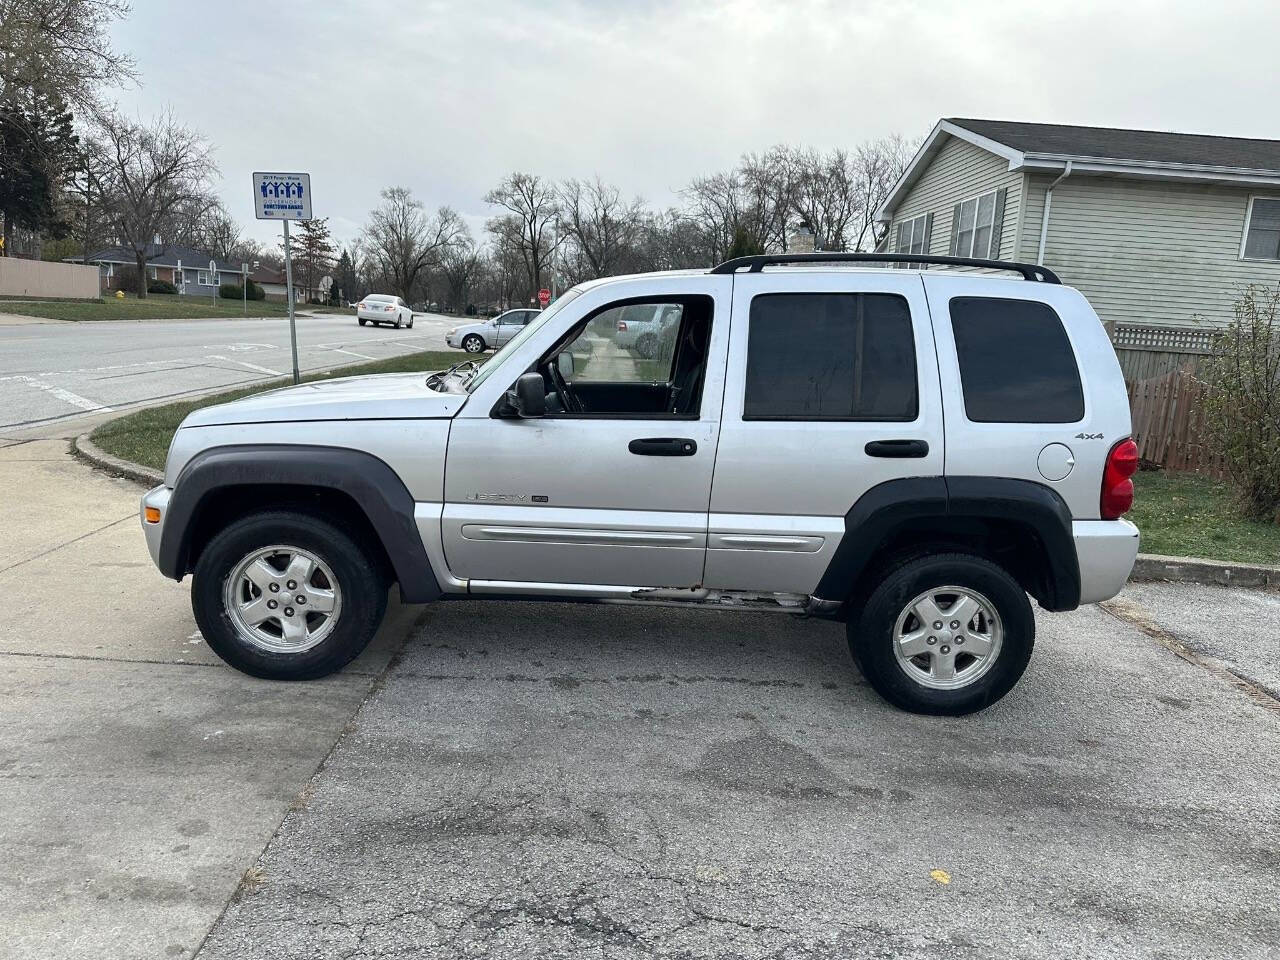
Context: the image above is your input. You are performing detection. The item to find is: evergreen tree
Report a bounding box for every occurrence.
[0,90,77,256]
[725,224,764,259]
[335,247,357,303]
[287,217,336,300]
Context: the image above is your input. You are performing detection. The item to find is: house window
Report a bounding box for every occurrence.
[952,190,999,258]
[895,214,930,255]
[149,266,158,280]
[197,270,213,286]
[1242,197,1280,261]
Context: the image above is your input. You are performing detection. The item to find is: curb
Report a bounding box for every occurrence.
[68,434,1280,593]
[1129,553,1280,590]
[71,433,163,487]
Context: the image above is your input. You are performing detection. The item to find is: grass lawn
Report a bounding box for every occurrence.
[89,349,462,471]
[0,293,352,322]
[1131,470,1280,565]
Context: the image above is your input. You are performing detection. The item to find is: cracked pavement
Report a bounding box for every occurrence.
[197,595,1280,959]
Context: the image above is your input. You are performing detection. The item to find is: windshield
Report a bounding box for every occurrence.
[466,287,585,392]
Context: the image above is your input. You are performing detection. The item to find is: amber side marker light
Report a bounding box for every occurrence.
[144,506,162,524]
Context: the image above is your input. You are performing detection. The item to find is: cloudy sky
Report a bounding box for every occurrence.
[110,0,1280,250]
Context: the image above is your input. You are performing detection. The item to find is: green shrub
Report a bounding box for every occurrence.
[1202,284,1280,522]
[147,279,177,295]
[218,283,244,299]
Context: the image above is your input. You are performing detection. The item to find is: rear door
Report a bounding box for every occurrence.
[923,275,1128,520]
[705,270,943,594]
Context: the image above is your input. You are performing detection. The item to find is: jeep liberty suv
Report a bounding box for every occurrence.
[139,253,1140,715]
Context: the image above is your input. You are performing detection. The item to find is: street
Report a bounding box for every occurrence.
[0,312,457,430]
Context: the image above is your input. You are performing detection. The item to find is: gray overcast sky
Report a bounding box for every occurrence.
[110,0,1280,251]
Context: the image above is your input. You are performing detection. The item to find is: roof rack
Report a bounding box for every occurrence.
[708,252,1061,284]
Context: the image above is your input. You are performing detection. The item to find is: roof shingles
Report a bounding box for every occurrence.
[947,118,1280,172]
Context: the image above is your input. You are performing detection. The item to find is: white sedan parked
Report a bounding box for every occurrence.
[356,294,415,329]
[446,308,541,353]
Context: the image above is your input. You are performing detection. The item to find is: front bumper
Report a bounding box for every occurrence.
[445,333,462,348]
[140,485,172,571]
[1073,519,1140,605]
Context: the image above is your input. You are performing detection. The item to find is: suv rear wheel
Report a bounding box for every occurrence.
[191,511,388,680]
[849,553,1034,715]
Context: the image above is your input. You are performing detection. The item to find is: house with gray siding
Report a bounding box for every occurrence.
[876,118,1280,371]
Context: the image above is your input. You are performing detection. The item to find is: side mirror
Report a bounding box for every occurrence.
[501,372,546,418]
[557,351,575,381]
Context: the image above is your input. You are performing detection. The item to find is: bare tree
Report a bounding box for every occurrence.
[361,186,465,300]
[683,152,792,263]
[439,232,481,312]
[92,108,216,297]
[851,134,917,251]
[789,148,858,251]
[175,200,242,260]
[0,0,136,111]
[484,172,562,298]
[558,176,644,280]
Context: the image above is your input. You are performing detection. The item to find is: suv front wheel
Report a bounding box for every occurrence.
[191,511,388,680]
[849,553,1034,715]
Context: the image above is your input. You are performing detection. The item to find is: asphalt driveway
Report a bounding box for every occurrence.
[196,591,1280,960]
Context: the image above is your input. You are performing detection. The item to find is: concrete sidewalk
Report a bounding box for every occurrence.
[0,426,419,960]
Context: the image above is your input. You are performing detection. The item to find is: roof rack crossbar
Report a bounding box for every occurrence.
[709,252,1060,283]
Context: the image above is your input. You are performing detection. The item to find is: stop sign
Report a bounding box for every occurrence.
[537,288,551,307]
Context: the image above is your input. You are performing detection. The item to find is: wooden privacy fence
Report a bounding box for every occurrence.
[1126,369,1226,477]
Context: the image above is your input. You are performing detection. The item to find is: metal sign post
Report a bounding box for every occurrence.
[242,262,249,315]
[252,171,313,385]
[282,219,299,382]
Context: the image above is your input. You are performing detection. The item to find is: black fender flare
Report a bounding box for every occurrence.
[158,444,442,603]
[813,476,1080,611]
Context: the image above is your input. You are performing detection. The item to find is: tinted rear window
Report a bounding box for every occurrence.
[744,293,918,421]
[949,297,1084,423]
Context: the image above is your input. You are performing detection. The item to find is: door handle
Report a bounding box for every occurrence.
[629,437,697,457]
[864,439,929,458]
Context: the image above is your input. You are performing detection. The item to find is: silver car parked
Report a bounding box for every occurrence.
[446,309,541,353]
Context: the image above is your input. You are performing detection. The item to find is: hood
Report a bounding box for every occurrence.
[181,372,467,427]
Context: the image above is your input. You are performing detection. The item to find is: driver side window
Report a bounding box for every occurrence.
[542,296,713,418]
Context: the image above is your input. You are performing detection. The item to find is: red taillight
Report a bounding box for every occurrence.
[384,304,395,311]
[1100,437,1139,519]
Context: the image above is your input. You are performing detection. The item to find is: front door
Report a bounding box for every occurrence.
[493,311,528,346]
[442,284,729,589]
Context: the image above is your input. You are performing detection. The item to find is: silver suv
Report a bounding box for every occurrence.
[139,254,1140,715]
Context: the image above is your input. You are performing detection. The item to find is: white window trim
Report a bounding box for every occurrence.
[1239,194,1280,262]
[197,270,214,286]
[895,213,929,255]
[953,189,999,259]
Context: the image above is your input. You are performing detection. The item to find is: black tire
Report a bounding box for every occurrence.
[358,318,366,326]
[394,315,402,329]
[462,333,485,353]
[191,511,388,681]
[848,553,1034,716]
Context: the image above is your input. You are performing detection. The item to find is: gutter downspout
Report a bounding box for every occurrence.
[1036,160,1073,265]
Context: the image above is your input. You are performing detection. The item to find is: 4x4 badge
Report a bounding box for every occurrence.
[1074,432,1104,440]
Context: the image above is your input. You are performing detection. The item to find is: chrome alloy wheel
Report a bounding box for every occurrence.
[892,585,1003,690]
[223,545,342,654]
